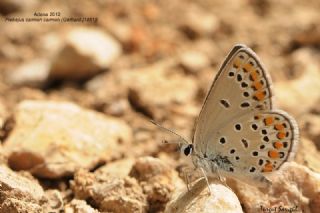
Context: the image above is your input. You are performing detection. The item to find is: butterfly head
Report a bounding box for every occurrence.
[181,144,193,156]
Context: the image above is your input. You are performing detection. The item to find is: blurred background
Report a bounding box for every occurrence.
[0,0,320,212]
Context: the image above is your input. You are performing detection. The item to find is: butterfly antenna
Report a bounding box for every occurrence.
[150,120,190,146]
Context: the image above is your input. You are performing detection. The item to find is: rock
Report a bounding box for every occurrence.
[0,99,8,146]
[1,198,43,213]
[65,199,99,213]
[292,23,320,47]
[300,114,320,148]
[95,157,135,178]
[179,50,211,73]
[235,162,320,213]
[310,192,320,213]
[129,157,185,212]
[3,100,132,178]
[48,27,121,80]
[0,0,38,15]
[105,99,130,117]
[142,3,160,21]
[295,137,320,173]
[165,178,243,213]
[125,61,197,119]
[310,99,320,114]
[0,165,44,212]
[106,20,132,47]
[0,43,19,60]
[0,145,5,165]
[71,169,147,213]
[43,190,64,213]
[6,58,51,87]
[0,99,7,122]
[85,72,126,106]
[106,20,148,52]
[70,157,186,212]
[86,60,197,119]
[274,48,320,115]
[179,6,219,39]
[40,32,65,59]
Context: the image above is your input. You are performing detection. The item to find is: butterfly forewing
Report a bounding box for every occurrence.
[193,45,273,156]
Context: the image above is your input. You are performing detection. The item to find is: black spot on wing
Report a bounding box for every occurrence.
[220,99,230,108]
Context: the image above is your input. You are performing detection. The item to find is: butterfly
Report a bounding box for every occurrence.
[153,44,299,188]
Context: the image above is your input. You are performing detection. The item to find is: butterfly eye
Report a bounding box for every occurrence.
[183,144,193,156]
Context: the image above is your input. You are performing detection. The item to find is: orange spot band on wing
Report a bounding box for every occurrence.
[275,124,285,131]
[250,70,259,81]
[233,57,242,68]
[252,81,263,90]
[277,132,286,139]
[262,162,273,172]
[254,91,266,101]
[273,141,283,149]
[268,150,279,159]
[243,63,254,73]
[264,117,274,126]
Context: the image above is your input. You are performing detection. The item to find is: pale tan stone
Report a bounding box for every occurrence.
[3,100,132,178]
[235,162,320,213]
[71,169,147,213]
[274,48,320,116]
[165,178,243,213]
[130,157,185,212]
[43,190,64,213]
[48,27,121,80]
[65,199,99,213]
[0,165,44,212]
[6,58,50,87]
[95,157,135,178]
[179,50,211,73]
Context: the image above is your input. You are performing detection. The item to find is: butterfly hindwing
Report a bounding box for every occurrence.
[205,110,299,180]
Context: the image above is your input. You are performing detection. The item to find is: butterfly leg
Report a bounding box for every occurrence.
[216,169,233,191]
[200,167,212,195]
[216,168,225,182]
[181,165,199,194]
[184,169,191,192]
